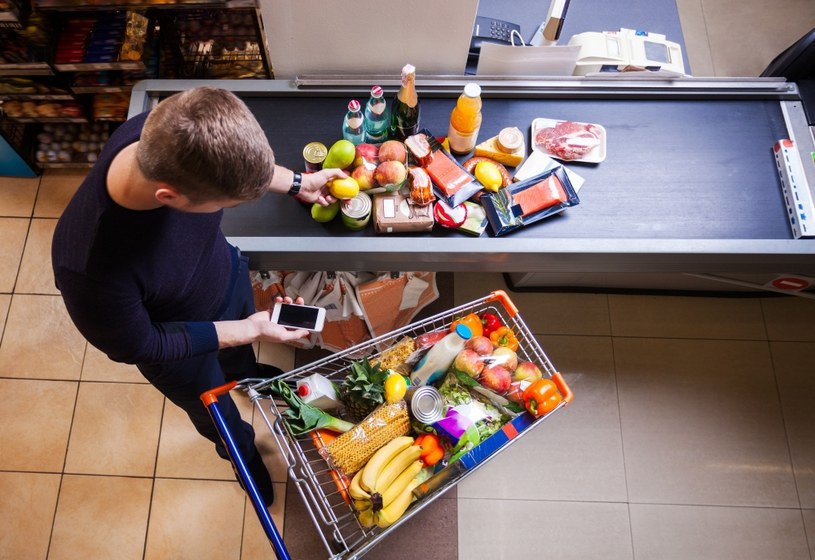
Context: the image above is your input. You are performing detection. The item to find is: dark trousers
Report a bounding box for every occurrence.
[137,252,274,502]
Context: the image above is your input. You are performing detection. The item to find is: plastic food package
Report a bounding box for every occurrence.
[320,401,410,476]
[480,166,580,236]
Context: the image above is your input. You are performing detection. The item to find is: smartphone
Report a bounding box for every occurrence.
[270,302,326,332]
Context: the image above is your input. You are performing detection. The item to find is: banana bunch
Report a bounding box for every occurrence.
[349,435,424,529]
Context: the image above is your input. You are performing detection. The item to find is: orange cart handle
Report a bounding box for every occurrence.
[551,372,574,405]
[200,380,238,406]
[488,289,519,317]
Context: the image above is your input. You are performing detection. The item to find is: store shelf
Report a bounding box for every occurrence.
[0,62,53,76]
[35,0,229,9]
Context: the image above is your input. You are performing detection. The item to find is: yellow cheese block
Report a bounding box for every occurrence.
[474,134,526,167]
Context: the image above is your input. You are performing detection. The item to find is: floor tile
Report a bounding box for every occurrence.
[608,293,766,340]
[49,474,153,560]
[144,478,245,560]
[454,272,612,336]
[0,472,61,560]
[15,218,59,295]
[0,378,76,472]
[700,0,815,76]
[803,509,815,558]
[65,382,163,476]
[0,293,9,338]
[32,169,84,218]
[0,294,86,379]
[241,483,286,560]
[80,342,146,383]
[772,341,815,508]
[258,341,297,372]
[0,176,39,217]
[458,498,633,560]
[675,0,714,76]
[0,217,28,293]
[155,391,251,480]
[281,474,457,560]
[615,337,798,507]
[762,296,815,342]
[630,503,809,560]
[459,335,627,502]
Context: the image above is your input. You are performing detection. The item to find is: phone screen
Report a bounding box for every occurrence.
[276,304,321,330]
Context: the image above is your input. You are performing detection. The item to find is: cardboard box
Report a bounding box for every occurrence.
[458,411,535,470]
[773,139,815,239]
[373,192,434,233]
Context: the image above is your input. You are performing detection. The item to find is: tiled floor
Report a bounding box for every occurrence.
[2,2,815,559]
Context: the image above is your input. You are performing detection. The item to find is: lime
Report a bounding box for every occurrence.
[311,200,340,222]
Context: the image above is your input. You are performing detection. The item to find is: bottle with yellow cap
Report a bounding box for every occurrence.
[447,83,482,155]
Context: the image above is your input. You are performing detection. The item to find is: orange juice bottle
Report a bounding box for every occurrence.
[447,83,482,155]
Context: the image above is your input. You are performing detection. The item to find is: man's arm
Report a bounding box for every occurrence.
[268,164,347,205]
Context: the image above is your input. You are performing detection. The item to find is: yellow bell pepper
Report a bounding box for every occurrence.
[489,326,519,351]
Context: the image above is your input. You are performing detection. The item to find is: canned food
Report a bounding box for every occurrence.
[405,385,446,424]
[303,141,327,172]
[341,192,372,231]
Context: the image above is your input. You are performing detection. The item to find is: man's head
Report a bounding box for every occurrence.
[136,87,275,205]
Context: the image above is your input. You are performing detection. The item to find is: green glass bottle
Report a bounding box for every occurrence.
[389,64,420,141]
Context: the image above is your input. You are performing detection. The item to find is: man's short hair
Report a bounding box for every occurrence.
[136,87,275,202]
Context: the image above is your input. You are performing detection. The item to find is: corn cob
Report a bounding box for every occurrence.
[370,337,417,374]
[320,401,410,476]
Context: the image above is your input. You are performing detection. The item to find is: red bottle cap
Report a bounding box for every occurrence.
[348,99,361,112]
[371,85,383,97]
[298,383,311,397]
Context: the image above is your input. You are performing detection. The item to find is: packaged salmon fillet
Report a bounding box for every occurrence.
[480,166,579,236]
[415,130,484,207]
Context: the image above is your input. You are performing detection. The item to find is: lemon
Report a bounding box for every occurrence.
[384,372,408,404]
[474,161,503,191]
[323,139,356,170]
[328,177,360,199]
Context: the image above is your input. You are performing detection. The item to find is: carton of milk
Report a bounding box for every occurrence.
[773,139,815,239]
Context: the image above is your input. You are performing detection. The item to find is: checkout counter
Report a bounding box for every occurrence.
[127,76,815,295]
[126,0,815,295]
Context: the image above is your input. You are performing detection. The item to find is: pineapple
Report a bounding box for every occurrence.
[340,358,388,422]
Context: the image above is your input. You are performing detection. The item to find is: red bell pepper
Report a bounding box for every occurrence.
[523,378,562,417]
[480,312,502,336]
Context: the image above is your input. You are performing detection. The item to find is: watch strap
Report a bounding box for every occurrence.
[287,172,302,196]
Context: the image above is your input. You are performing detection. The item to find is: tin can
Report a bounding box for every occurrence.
[303,141,327,172]
[341,192,372,231]
[405,385,446,424]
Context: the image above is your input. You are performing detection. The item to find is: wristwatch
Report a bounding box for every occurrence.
[287,172,302,196]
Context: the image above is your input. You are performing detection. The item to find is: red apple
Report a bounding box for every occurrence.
[351,165,376,190]
[374,160,407,189]
[513,361,543,382]
[489,347,518,371]
[480,364,511,394]
[454,349,484,378]
[353,143,379,168]
[505,381,526,404]
[465,335,494,356]
[378,140,407,163]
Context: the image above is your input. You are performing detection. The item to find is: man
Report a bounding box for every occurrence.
[51,86,346,506]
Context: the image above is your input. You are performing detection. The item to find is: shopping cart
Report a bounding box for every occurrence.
[202,290,573,560]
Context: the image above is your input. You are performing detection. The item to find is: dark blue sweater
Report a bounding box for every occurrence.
[52,111,232,365]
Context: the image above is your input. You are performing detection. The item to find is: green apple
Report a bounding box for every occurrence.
[311,200,340,223]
